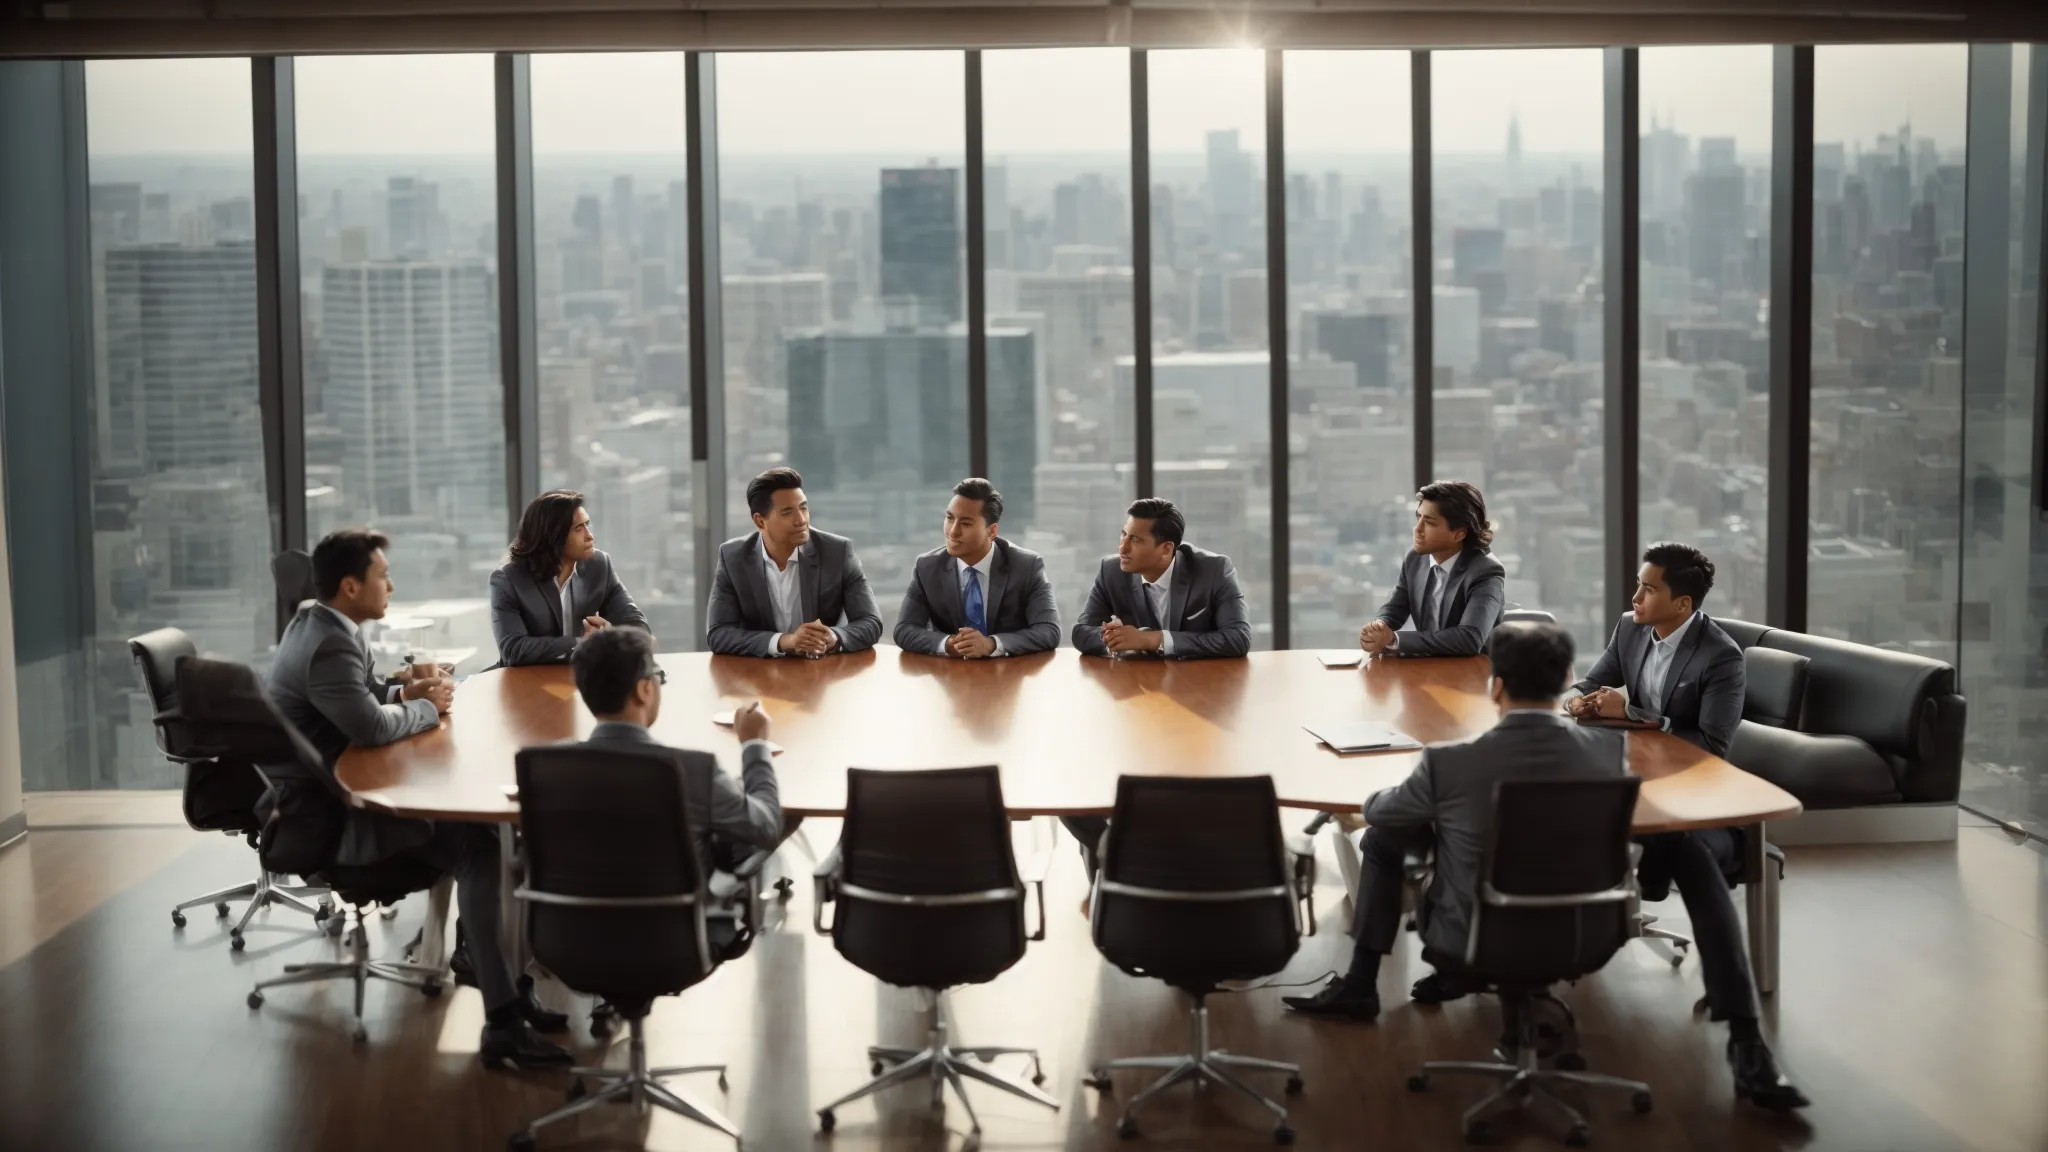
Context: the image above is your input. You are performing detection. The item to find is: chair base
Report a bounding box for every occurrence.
[172,861,333,949]
[1636,915,1691,968]
[510,1014,736,1150]
[246,905,442,1041]
[1409,991,1652,1146]
[1086,997,1300,1144]
[818,989,1056,1143]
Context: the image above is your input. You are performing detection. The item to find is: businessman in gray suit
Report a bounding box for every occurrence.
[1360,480,1506,658]
[896,477,1061,658]
[1563,541,1807,1110]
[566,627,786,875]
[705,467,885,657]
[266,529,572,1070]
[1070,497,1251,661]
[490,489,648,666]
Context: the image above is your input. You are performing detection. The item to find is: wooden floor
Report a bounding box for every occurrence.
[1,805,2044,1152]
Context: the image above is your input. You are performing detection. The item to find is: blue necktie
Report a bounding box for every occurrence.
[964,567,988,634]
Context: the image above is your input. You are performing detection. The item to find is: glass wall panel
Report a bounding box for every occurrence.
[294,54,505,671]
[717,51,967,638]
[1431,50,1607,651]
[37,59,263,788]
[1959,44,2048,836]
[1283,50,1413,648]
[981,48,1135,631]
[1637,46,1773,625]
[531,52,696,648]
[1808,46,1967,658]
[1148,49,1272,648]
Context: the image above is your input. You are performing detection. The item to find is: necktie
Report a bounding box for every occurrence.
[1422,565,1444,632]
[964,567,988,634]
[1143,581,1167,630]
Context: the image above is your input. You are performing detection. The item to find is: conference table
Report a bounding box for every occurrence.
[336,646,1800,991]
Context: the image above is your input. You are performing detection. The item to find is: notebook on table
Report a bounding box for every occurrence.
[1304,721,1422,754]
[1317,652,1364,668]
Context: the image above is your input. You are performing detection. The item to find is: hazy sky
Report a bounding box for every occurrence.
[84,44,1970,158]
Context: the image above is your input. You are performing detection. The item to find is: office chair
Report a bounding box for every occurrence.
[171,655,446,1039]
[272,549,317,625]
[1406,778,1653,1146]
[131,627,332,947]
[508,744,755,1151]
[811,766,1058,1144]
[1084,775,1312,1145]
[1499,609,1558,625]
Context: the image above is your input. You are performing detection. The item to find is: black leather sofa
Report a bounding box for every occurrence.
[1718,618,1966,812]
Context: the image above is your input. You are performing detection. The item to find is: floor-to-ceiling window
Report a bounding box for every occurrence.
[981,48,1135,630]
[1148,49,1273,647]
[1807,45,1968,658]
[1431,50,1608,651]
[1638,46,1774,625]
[531,52,696,647]
[1282,51,1413,648]
[294,54,506,671]
[717,51,967,638]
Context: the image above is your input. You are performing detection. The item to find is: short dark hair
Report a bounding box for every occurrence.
[951,477,1003,525]
[1643,541,1715,609]
[1126,497,1185,549]
[1417,480,1494,553]
[312,528,391,601]
[746,467,805,518]
[508,489,584,585]
[573,626,658,715]
[1488,621,1577,701]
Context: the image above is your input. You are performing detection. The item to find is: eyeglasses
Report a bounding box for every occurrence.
[645,666,667,685]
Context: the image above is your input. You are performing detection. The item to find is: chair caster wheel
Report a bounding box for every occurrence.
[1632,1091,1653,1114]
[352,1024,368,1043]
[507,1133,536,1152]
[247,991,264,1009]
[1285,1074,1304,1095]
[774,878,795,900]
[1669,953,1685,969]
[421,980,443,998]
[870,1061,885,1076]
[1086,1071,1112,1092]
[324,915,345,938]
[589,1007,617,1039]
[1117,1119,1139,1140]
[171,910,187,929]
[1464,1120,1497,1144]
[817,1109,835,1132]
[1565,1123,1591,1147]
[314,901,332,921]
[380,904,399,920]
[566,1078,586,1101]
[230,933,246,952]
[1274,1124,1295,1145]
[718,1073,729,1091]
[1407,1074,1428,1092]
[1032,1070,1047,1086]
[1555,1052,1587,1071]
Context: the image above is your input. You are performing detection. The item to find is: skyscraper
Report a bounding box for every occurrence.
[100,242,262,476]
[879,165,962,325]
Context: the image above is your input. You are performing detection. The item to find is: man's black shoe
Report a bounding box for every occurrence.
[1410,972,1474,1004]
[516,979,570,1035]
[1281,976,1380,1021]
[449,926,477,989]
[479,1020,574,1071]
[1728,1038,1810,1111]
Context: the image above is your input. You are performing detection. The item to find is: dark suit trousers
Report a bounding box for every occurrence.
[1061,816,1109,878]
[1640,828,1758,1022]
[706,815,807,873]
[408,823,518,1012]
[1349,825,1434,953]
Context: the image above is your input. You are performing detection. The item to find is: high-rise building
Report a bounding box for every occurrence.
[385,176,441,258]
[99,243,262,476]
[1206,129,1255,254]
[879,166,962,325]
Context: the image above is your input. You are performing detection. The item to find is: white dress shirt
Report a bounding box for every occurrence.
[321,603,403,703]
[1390,551,1461,652]
[955,549,1006,657]
[555,570,576,639]
[1636,610,1699,718]
[759,537,806,657]
[1139,552,1178,657]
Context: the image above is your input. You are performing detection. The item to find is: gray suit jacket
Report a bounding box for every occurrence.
[704,529,884,656]
[1571,611,1745,758]
[489,549,648,667]
[265,603,442,864]
[1362,712,1628,962]
[1373,549,1507,657]
[1071,543,1251,659]
[575,721,784,871]
[894,536,1061,656]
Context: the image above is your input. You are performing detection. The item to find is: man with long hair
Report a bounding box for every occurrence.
[490,489,648,667]
[1359,480,1506,658]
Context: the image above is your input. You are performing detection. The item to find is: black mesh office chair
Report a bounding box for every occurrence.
[1499,608,1558,625]
[507,744,751,1151]
[1084,775,1310,1145]
[171,656,446,1041]
[1406,778,1654,1146]
[811,766,1057,1143]
[131,627,331,945]
[272,549,316,625]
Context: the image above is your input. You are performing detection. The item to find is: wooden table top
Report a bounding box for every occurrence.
[334,647,1802,834]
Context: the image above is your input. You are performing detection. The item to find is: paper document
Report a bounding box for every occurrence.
[1304,721,1422,753]
[1317,652,1364,668]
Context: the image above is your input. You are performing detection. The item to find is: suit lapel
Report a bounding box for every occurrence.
[1166,550,1191,629]
[740,533,774,621]
[934,553,966,630]
[1408,553,1429,620]
[1663,614,1711,708]
[1623,621,1651,697]
[1122,570,1150,627]
[985,542,1008,628]
[519,566,562,637]
[799,544,821,622]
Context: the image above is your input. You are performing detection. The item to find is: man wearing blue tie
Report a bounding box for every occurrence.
[895,477,1062,658]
